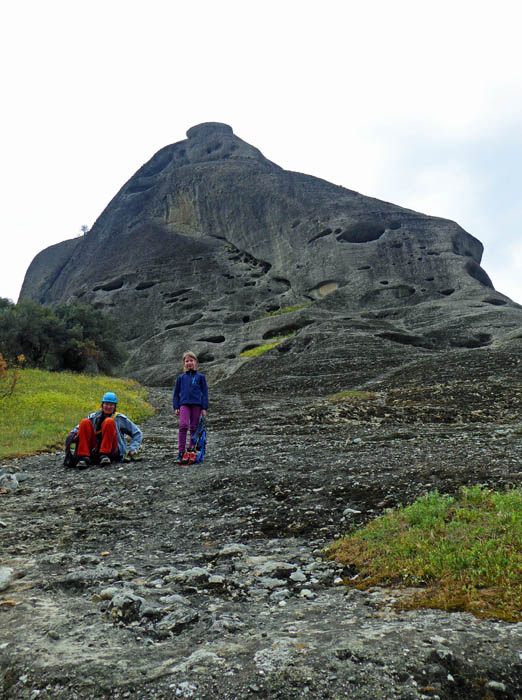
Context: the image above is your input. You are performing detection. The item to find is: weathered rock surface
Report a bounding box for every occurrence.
[1,369,522,699]
[19,123,522,386]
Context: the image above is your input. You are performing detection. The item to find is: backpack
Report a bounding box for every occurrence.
[182,416,206,464]
[63,430,79,468]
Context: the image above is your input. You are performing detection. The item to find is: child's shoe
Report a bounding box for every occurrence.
[184,451,197,464]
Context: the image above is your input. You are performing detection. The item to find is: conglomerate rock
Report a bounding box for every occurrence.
[19,122,522,387]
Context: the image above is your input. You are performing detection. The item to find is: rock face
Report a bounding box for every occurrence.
[20,122,522,386]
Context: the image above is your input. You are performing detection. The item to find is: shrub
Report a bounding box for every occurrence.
[0,352,24,401]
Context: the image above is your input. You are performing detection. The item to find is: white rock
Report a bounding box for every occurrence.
[343,507,362,516]
[0,567,14,592]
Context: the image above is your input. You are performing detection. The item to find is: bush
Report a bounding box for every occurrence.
[0,352,23,400]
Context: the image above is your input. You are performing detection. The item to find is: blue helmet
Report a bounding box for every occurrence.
[102,391,118,404]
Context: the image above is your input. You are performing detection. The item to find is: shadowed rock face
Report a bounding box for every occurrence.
[20,122,522,386]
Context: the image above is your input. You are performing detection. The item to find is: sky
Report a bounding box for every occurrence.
[2,0,521,305]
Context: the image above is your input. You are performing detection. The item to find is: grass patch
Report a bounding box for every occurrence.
[260,302,312,319]
[0,369,155,459]
[327,390,379,403]
[239,334,294,358]
[327,486,522,622]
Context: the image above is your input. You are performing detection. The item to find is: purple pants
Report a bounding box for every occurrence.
[178,404,201,453]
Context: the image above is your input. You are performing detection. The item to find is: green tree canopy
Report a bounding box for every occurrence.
[0,299,127,374]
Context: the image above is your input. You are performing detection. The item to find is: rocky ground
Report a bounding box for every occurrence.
[1,381,522,700]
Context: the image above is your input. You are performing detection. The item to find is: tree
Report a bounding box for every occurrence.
[2,301,69,368]
[53,302,127,373]
[0,298,127,374]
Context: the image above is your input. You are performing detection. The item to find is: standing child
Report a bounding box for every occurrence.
[173,351,208,464]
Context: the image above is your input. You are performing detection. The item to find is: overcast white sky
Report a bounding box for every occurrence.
[2,0,521,304]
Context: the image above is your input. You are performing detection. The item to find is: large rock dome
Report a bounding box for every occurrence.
[20,123,522,388]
